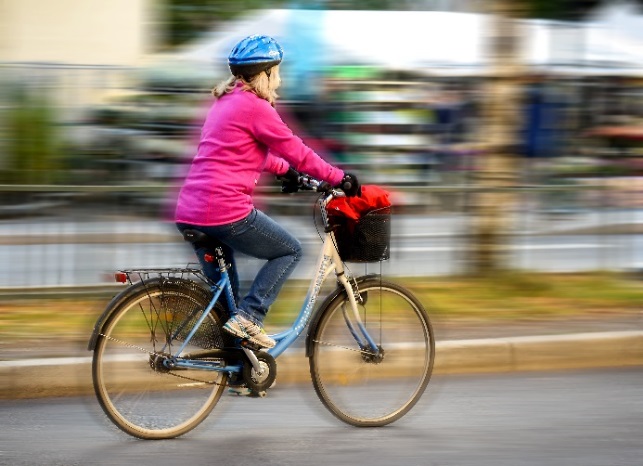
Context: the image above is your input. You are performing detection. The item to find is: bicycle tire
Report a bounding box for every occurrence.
[92,277,229,439]
[308,278,434,427]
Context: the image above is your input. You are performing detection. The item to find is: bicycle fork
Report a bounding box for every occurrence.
[336,273,381,357]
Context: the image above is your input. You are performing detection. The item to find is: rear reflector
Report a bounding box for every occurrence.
[114,272,128,283]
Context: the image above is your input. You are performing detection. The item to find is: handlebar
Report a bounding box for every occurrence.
[297,174,346,199]
[295,174,343,229]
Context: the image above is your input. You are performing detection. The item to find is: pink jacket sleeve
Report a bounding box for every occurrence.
[264,152,289,176]
[252,100,344,186]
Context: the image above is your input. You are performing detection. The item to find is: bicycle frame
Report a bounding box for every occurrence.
[169,194,380,374]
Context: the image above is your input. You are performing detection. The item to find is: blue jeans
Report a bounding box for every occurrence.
[177,209,302,325]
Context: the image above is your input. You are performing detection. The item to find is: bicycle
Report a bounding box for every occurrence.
[88,175,435,439]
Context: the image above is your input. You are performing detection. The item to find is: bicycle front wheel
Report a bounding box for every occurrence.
[92,278,229,439]
[309,278,434,427]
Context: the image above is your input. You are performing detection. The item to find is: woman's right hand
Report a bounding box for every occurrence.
[316,172,361,196]
[338,173,361,197]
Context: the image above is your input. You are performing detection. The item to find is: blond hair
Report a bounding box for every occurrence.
[212,65,281,106]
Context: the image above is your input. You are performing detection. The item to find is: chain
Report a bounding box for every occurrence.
[162,364,222,386]
[98,333,223,386]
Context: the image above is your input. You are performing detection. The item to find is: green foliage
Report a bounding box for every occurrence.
[401,272,643,320]
[1,273,641,342]
[526,0,643,20]
[166,0,287,46]
[1,85,63,185]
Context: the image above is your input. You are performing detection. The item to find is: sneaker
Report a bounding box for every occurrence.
[223,315,276,349]
[228,386,252,396]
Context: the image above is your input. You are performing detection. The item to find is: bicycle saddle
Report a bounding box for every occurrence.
[181,229,209,244]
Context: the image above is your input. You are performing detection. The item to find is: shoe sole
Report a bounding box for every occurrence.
[223,323,276,349]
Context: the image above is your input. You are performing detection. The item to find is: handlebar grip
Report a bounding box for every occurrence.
[316,181,332,193]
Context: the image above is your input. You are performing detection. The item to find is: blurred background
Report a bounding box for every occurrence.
[1,0,643,292]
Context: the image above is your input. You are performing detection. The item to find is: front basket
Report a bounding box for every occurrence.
[331,207,391,263]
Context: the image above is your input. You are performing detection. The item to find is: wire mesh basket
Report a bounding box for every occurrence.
[113,267,225,350]
[330,206,391,263]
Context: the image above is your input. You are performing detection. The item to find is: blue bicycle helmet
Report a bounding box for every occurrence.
[228,35,283,79]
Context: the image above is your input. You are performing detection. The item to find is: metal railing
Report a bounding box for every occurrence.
[1,181,641,297]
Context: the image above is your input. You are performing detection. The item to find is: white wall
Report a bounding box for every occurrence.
[0,0,161,65]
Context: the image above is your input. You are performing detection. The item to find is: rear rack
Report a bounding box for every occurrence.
[114,267,210,286]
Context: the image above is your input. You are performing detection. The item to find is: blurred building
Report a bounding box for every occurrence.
[0,0,168,186]
[2,3,643,192]
[0,0,163,110]
[0,0,160,65]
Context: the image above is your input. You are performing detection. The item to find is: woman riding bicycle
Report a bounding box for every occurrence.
[175,34,358,349]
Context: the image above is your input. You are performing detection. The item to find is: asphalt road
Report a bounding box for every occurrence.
[2,367,642,466]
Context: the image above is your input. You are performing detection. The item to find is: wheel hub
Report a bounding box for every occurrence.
[149,353,174,373]
[361,345,385,364]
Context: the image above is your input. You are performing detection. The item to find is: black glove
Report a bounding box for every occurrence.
[338,172,361,197]
[278,166,300,193]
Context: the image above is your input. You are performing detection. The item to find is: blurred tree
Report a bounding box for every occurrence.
[527,0,643,20]
[469,1,525,275]
[165,0,287,45]
[470,0,636,274]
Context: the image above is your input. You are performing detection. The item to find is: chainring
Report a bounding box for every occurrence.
[242,351,277,393]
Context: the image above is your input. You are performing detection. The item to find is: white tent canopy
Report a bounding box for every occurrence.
[150,6,643,84]
[523,1,643,75]
[167,9,491,77]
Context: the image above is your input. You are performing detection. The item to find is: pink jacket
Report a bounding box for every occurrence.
[175,84,344,226]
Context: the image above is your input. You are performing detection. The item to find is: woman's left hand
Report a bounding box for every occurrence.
[279,167,300,193]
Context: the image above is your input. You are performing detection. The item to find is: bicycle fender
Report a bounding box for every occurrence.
[87,280,158,351]
[304,274,380,357]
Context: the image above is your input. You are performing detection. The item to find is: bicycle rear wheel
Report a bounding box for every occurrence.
[92,278,229,439]
[309,278,434,427]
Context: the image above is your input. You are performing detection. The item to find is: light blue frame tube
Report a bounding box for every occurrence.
[268,232,341,358]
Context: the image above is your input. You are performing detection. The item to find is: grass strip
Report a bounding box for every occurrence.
[1,272,641,345]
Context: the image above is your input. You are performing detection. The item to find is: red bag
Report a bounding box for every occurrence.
[326,185,392,262]
[326,185,391,221]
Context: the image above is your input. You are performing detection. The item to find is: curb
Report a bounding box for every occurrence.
[2,331,643,399]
